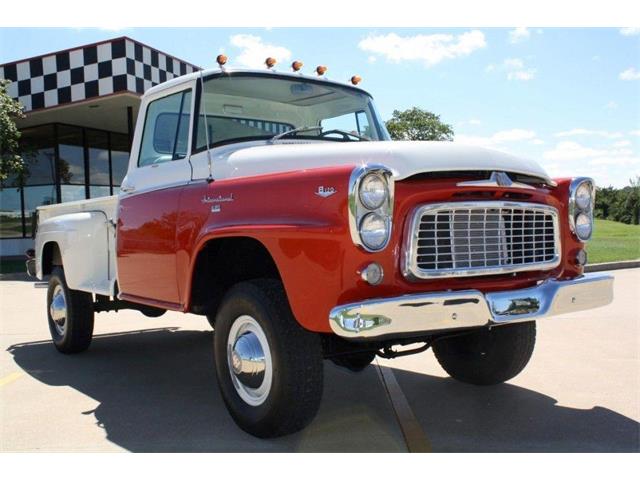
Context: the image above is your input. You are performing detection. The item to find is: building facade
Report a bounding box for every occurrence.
[0,37,199,256]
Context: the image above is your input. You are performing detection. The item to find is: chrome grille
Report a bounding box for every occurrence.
[404,202,561,279]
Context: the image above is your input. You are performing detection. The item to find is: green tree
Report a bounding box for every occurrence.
[385,107,454,141]
[0,79,25,187]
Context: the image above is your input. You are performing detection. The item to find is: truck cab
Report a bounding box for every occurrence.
[32,65,614,438]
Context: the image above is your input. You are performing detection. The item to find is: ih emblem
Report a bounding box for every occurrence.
[316,186,337,198]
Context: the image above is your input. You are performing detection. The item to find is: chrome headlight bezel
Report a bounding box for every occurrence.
[569,177,595,242]
[359,173,388,210]
[349,165,394,252]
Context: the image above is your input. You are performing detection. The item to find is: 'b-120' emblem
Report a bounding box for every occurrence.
[315,186,337,198]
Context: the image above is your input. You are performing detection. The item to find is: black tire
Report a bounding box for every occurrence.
[139,306,166,318]
[213,279,324,438]
[47,267,94,354]
[432,322,536,385]
[331,351,376,372]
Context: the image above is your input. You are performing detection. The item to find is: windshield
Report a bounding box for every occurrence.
[193,73,390,150]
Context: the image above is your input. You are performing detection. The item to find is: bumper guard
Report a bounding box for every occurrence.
[329,273,614,339]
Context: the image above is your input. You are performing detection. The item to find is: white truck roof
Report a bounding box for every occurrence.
[143,67,372,98]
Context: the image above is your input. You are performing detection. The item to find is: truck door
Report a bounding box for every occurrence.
[116,86,194,308]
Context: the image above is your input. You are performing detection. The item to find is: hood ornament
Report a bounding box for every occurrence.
[457,171,535,190]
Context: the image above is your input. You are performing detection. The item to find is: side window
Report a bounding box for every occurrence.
[138,90,192,167]
[321,110,372,139]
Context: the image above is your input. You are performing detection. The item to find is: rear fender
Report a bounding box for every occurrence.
[36,211,115,295]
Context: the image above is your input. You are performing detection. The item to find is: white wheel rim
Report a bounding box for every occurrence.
[226,315,273,407]
[50,284,67,336]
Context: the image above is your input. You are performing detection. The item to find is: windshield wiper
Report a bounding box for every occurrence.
[269,126,322,144]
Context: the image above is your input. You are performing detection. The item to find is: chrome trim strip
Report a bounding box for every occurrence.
[402,201,562,280]
[348,164,395,252]
[329,273,614,339]
[457,171,536,190]
[568,177,595,241]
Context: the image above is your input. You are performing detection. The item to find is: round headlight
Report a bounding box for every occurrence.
[359,174,387,210]
[575,213,592,240]
[359,213,389,250]
[575,182,593,211]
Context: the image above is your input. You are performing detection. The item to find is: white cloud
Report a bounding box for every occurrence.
[357,30,486,67]
[605,101,618,110]
[620,27,640,36]
[554,128,624,139]
[508,70,536,81]
[630,130,640,136]
[541,140,640,187]
[509,27,531,43]
[468,118,482,125]
[620,68,640,80]
[367,56,377,64]
[504,58,524,69]
[543,141,636,165]
[589,156,639,167]
[229,34,291,69]
[456,129,537,148]
[530,139,545,145]
[613,140,632,148]
[488,58,536,81]
[543,141,608,161]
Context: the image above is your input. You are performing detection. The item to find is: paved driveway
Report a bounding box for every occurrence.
[1,269,638,452]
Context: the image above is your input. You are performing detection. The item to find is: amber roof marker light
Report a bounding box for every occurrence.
[316,65,328,76]
[216,54,228,70]
[265,57,277,69]
[291,60,303,72]
[350,75,362,85]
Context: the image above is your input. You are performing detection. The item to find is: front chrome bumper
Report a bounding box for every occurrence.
[329,273,614,339]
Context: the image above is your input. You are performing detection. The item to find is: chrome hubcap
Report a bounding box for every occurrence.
[227,315,272,406]
[50,285,67,336]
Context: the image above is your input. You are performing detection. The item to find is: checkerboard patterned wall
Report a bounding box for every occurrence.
[0,37,200,112]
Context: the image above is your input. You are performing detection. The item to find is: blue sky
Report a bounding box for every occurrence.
[1,27,639,187]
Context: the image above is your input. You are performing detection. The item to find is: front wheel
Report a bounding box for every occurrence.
[432,322,536,385]
[213,279,324,438]
[47,267,94,353]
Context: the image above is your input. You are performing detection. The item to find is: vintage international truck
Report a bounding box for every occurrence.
[30,62,614,438]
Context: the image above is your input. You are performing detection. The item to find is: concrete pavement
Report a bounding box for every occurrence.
[1,269,638,452]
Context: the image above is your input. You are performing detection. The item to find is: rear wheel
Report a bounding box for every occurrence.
[432,322,536,385]
[47,267,94,353]
[213,279,323,438]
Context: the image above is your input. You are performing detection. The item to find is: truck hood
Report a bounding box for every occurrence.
[210,140,552,183]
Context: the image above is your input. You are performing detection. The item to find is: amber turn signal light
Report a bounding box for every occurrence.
[291,60,303,72]
[350,75,362,85]
[265,57,277,68]
[216,54,228,66]
[316,65,328,76]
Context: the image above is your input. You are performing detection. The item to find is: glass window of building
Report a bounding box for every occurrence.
[23,185,57,237]
[0,187,23,238]
[20,125,56,186]
[110,133,130,188]
[86,129,110,191]
[57,125,86,186]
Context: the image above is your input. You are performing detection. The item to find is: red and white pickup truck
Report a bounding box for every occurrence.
[30,66,614,438]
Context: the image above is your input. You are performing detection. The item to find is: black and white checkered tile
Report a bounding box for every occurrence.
[0,37,200,111]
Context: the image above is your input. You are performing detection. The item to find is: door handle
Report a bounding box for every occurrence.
[120,185,136,193]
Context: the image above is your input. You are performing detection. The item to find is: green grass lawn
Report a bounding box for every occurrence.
[587,219,640,264]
